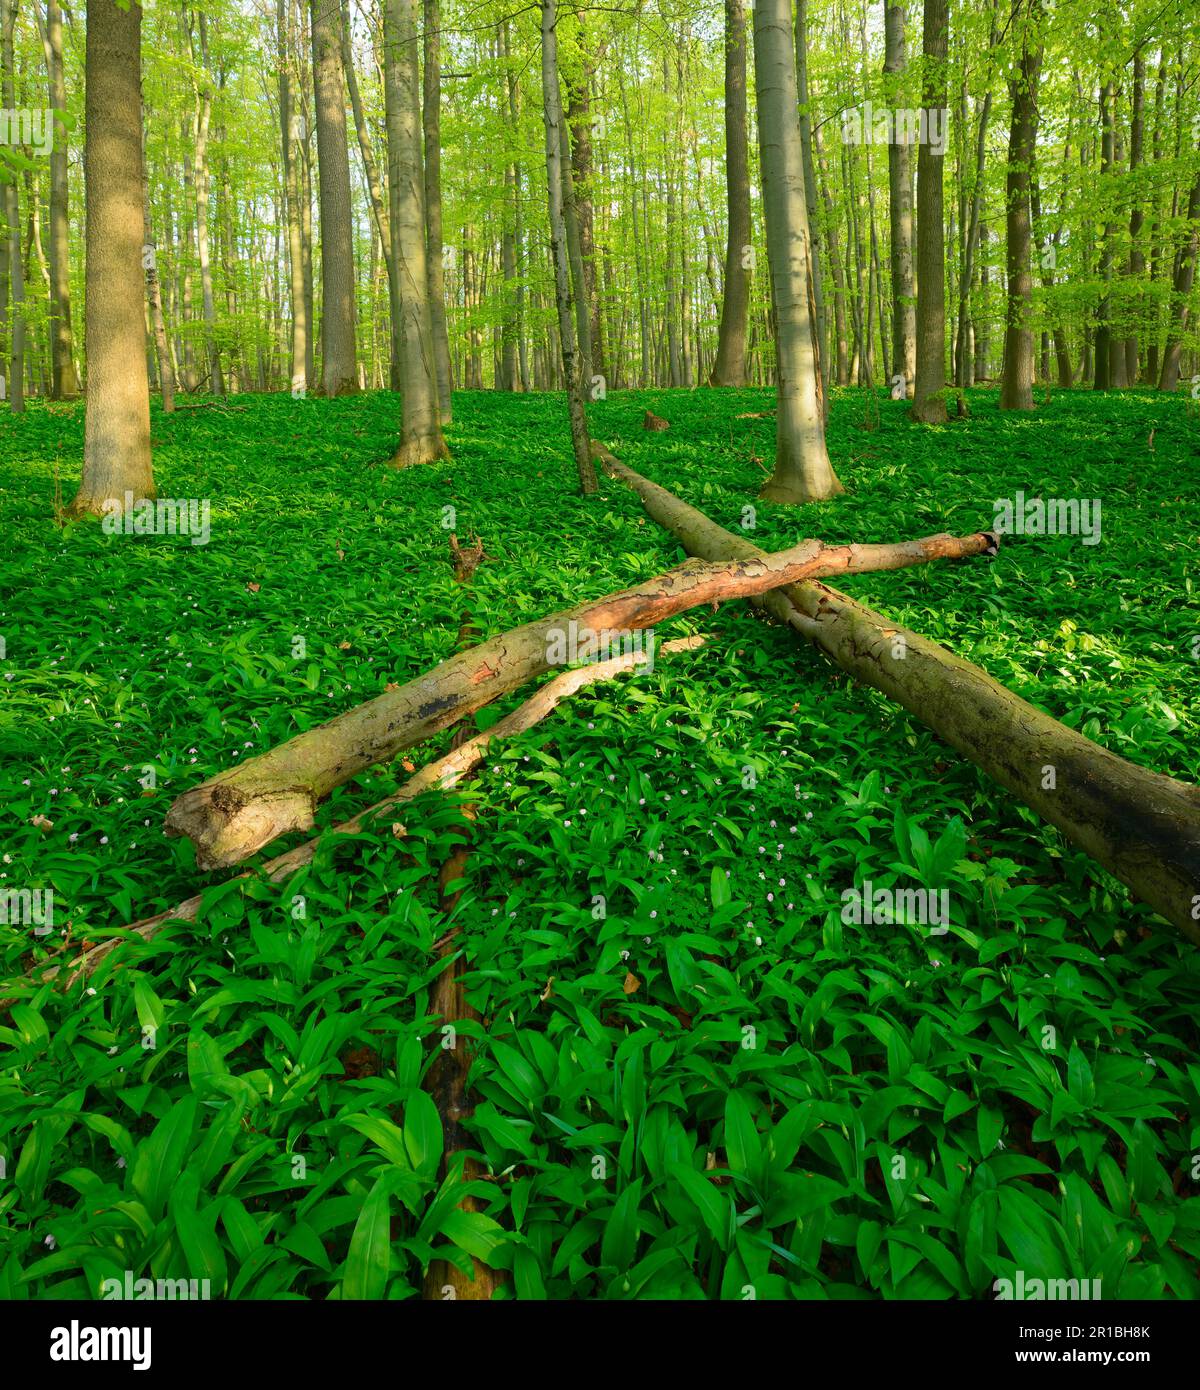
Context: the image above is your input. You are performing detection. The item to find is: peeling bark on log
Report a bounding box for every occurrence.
[165,529,995,869]
[598,451,1200,946]
[20,638,706,998]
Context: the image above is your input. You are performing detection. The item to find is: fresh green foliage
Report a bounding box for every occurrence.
[1,385,1199,1300]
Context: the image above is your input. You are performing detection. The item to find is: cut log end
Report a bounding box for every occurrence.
[163,782,316,871]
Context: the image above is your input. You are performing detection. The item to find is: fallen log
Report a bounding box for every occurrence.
[19,637,706,997]
[165,526,995,869]
[598,450,1200,946]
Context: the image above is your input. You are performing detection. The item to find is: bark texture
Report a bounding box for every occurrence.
[69,0,154,517]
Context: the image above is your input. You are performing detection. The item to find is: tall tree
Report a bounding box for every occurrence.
[69,0,153,516]
[423,0,452,421]
[311,0,358,394]
[1,0,24,413]
[37,0,78,398]
[884,2,916,397]
[540,0,597,494]
[752,0,843,502]
[1158,168,1200,392]
[278,0,310,394]
[912,0,949,423]
[384,0,448,464]
[709,0,750,387]
[999,7,1042,411]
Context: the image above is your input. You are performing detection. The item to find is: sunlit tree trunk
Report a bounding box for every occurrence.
[311,0,357,395]
[752,0,842,502]
[1000,25,1041,411]
[912,0,949,422]
[540,0,597,494]
[384,0,448,464]
[70,0,154,515]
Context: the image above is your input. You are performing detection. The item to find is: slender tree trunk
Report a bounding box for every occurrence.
[191,13,223,396]
[999,26,1041,411]
[311,0,358,395]
[2,0,24,413]
[143,154,176,412]
[1125,49,1145,382]
[912,0,949,422]
[342,0,401,390]
[1158,170,1200,392]
[422,0,452,421]
[884,3,916,396]
[278,0,310,394]
[753,0,842,502]
[709,0,751,387]
[384,0,448,465]
[1093,77,1115,391]
[567,36,604,383]
[38,0,78,398]
[540,0,597,494]
[70,0,154,515]
[795,0,827,403]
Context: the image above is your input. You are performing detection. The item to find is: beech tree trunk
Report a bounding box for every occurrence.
[884,3,916,397]
[278,0,310,394]
[1093,77,1115,391]
[912,0,949,423]
[39,0,79,399]
[1158,169,1200,393]
[752,0,843,502]
[540,0,597,495]
[999,30,1041,410]
[69,0,154,516]
[1,0,23,414]
[423,0,453,422]
[601,455,1200,947]
[384,0,449,466]
[311,0,358,395]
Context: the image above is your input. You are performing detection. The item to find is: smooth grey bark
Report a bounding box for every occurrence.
[383,0,448,465]
[884,3,917,397]
[1158,169,1200,392]
[1,0,24,413]
[912,0,949,423]
[540,0,597,494]
[1093,77,1115,391]
[311,0,358,395]
[37,0,78,398]
[710,0,752,386]
[752,0,843,502]
[422,0,452,421]
[70,0,154,515]
[794,0,827,402]
[999,27,1041,410]
[278,0,310,394]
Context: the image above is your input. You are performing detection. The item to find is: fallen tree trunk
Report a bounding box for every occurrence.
[598,450,1200,945]
[166,527,995,869]
[22,637,706,996]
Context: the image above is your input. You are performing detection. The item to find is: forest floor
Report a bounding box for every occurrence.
[2,384,1200,1299]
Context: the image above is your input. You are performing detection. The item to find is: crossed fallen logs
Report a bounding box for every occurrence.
[17,447,1200,998]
